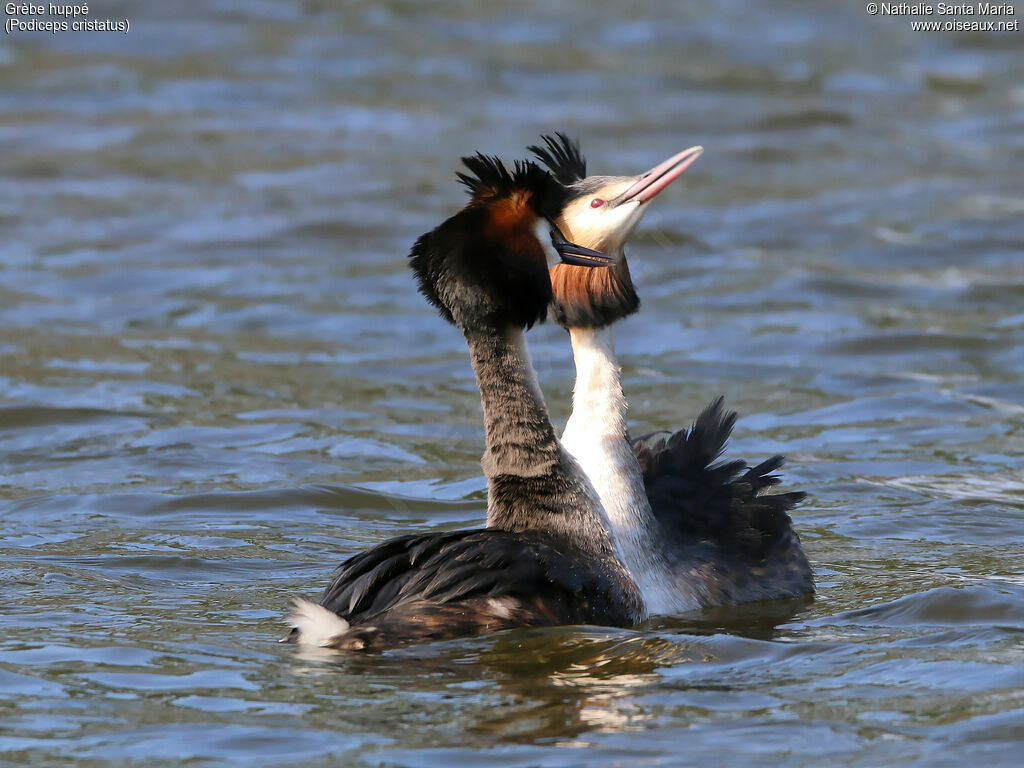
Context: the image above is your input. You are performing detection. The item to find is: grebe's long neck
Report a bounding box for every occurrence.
[559,325,702,616]
[562,327,629,451]
[465,324,557,500]
[462,324,636,601]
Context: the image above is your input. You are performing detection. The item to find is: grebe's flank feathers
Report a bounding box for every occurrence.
[631,397,810,592]
[288,529,630,650]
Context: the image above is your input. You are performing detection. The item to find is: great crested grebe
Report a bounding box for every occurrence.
[286,154,643,650]
[533,134,814,615]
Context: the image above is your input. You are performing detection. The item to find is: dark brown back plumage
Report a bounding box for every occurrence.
[631,397,814,602]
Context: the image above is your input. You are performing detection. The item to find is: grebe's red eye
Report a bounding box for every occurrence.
[591,198,605,209]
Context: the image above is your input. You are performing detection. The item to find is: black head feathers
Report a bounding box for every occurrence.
[456,153,567,221]
[409,154,564,331]
[456,153,543,197]
[528,133,587,186]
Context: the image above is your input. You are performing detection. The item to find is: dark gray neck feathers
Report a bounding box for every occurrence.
[462,324,634,583]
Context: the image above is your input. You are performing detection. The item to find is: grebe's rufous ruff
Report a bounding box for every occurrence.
[535,134,814,615]
[286,155,640,650]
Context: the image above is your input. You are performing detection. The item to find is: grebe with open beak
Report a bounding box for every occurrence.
[285,154,641,650]
[534,134,814,616]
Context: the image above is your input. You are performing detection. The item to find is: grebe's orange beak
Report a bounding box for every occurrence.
[610,146,704,207]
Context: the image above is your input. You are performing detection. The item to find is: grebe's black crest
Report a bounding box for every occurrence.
[456,153,567,218]
[528,133,587,186]
[409,155,570,331]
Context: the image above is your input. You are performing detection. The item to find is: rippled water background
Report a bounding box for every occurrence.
[2,1,1023,765]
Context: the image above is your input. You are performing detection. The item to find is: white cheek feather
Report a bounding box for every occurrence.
[535,218,561,266]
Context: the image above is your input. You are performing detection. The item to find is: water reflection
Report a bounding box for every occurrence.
[285,597,811,743]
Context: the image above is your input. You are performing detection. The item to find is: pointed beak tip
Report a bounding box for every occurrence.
[623,143,705,205]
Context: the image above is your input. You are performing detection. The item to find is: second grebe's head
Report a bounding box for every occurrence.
[531,133,703,254]
[409,153,611,331]
[532,134,702,329]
